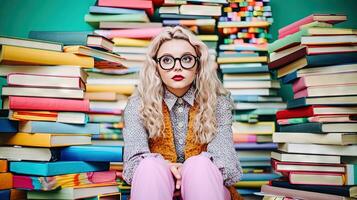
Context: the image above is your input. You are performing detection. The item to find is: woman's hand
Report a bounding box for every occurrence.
[168,162,183,190]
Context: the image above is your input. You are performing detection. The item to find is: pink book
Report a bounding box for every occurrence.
[98,0,154,16]
[94,27,163,39]
[9,96,90,112]
[292,77,307,93]
[278,14,347,38]
[261,185,349,200]
[233,134,257,143]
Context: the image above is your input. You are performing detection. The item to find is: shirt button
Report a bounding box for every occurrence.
[179,140,184,145]
[177,98,184,104]
[178,122,184,128]
[178,107,184,113]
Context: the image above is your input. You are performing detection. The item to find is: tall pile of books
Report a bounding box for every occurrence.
[156,0,227,62]
[260,14,357,199]
[216,0,282,196]
[0,36,124,199]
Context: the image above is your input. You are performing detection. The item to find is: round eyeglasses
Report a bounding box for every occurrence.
[156,54,199,70]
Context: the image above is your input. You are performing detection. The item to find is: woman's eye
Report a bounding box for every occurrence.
[162,57,172,64]
[182,55,193,63]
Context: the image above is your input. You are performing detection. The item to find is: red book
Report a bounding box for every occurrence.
[276,106,357,119]
[98,0,154,16]
[8,96,90,112]
[278,14,347,38]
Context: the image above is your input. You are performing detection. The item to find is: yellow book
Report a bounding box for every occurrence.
[112,37,151,47]
[234,181,269,188]
[217,56,268,64]
[197,35,219,41]
[277,57,307,78]
[86,84,135,95]
[232,122,275,135]
[0,45,94,68]
[0,132,91,147]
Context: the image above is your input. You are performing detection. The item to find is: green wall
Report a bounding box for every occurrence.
[1,0,356,40]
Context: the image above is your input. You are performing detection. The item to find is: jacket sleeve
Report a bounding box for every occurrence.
[204,95,243,186]
[122,95,163,185]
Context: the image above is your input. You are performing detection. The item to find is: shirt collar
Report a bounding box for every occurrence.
[163,85,195,111]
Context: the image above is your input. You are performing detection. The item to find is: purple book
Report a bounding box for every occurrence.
[234,142,278,150]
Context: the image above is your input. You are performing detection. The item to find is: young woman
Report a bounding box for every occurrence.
[123,26,243,200]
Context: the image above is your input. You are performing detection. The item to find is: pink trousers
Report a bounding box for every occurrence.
[130,154,231,200]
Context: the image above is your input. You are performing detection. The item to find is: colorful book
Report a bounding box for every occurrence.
[9,111,88,124]
[261,184,351,200]
[28,31,93,45]
[278,14,347,38]
[19,121,100,134]
[294,84,357,99]
[0,35,63,52]
[0,118,18,133]
[0,133,91,147]
[7,73,86,89]
[0,146,60,161]
[271,180,357,198]
[97,0,154,16]
[278,143,357,156]
[279,122,357,133]
[10,161,109,176]
[271,151,341,164]
[94,27,163,39]
[0,160,7,172]
[2,86,84,99]
[16,178,118,192]
[0,173,12,190]
[60,145,123,162]
[273,132,357,145]
[89,5,144,14]
[7,96,90,112]
[287,96,357,109]
[277,106,357,119]
[0,45,94,68]
[27,184,119,199]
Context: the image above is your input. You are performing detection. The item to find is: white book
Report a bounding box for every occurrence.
[273,132,357,145]
[278,143,357,156]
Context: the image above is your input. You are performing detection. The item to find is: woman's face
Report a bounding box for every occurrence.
[156,39,199,97]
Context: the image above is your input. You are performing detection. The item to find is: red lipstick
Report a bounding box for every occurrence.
[172,75,184,81]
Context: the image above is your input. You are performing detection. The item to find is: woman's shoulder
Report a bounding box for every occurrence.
[124,95,142,114]
[216,94,234,111]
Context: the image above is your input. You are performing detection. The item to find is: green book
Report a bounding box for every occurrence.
[85,13,149,26]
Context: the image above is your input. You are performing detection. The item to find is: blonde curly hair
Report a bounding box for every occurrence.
[134,26,231,144]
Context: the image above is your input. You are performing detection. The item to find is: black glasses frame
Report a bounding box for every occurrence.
[156,54,200,70]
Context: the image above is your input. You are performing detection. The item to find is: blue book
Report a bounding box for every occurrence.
[234,143,278,150]
[281,71,298,84]
[221,65,269,73]
[241,173,281,181]
[60,145,123,162]
[89,6,144,14]
[10,161,109,176]
[29,31,93,45]
[237,189,260,195]
[0,190,10,200]
[19,121,100,134]
[0,118,18,133]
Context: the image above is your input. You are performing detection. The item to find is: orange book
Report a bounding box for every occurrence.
[84,92,118,101]
[10,189,27,200]
[1,132,91,147]
[0,173,13,190]
[0,160,8,172]
[0,45,94,68]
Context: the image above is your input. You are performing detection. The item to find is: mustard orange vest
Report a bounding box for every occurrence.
[148,101,243,200]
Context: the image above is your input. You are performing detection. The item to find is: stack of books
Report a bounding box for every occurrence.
[157,0,226,61]
[0,36,124,199]
[216,0,282,196]
[260,14,357,199]
[89,0,163,69]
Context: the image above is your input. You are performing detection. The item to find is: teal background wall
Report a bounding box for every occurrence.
[1,0,356,40]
